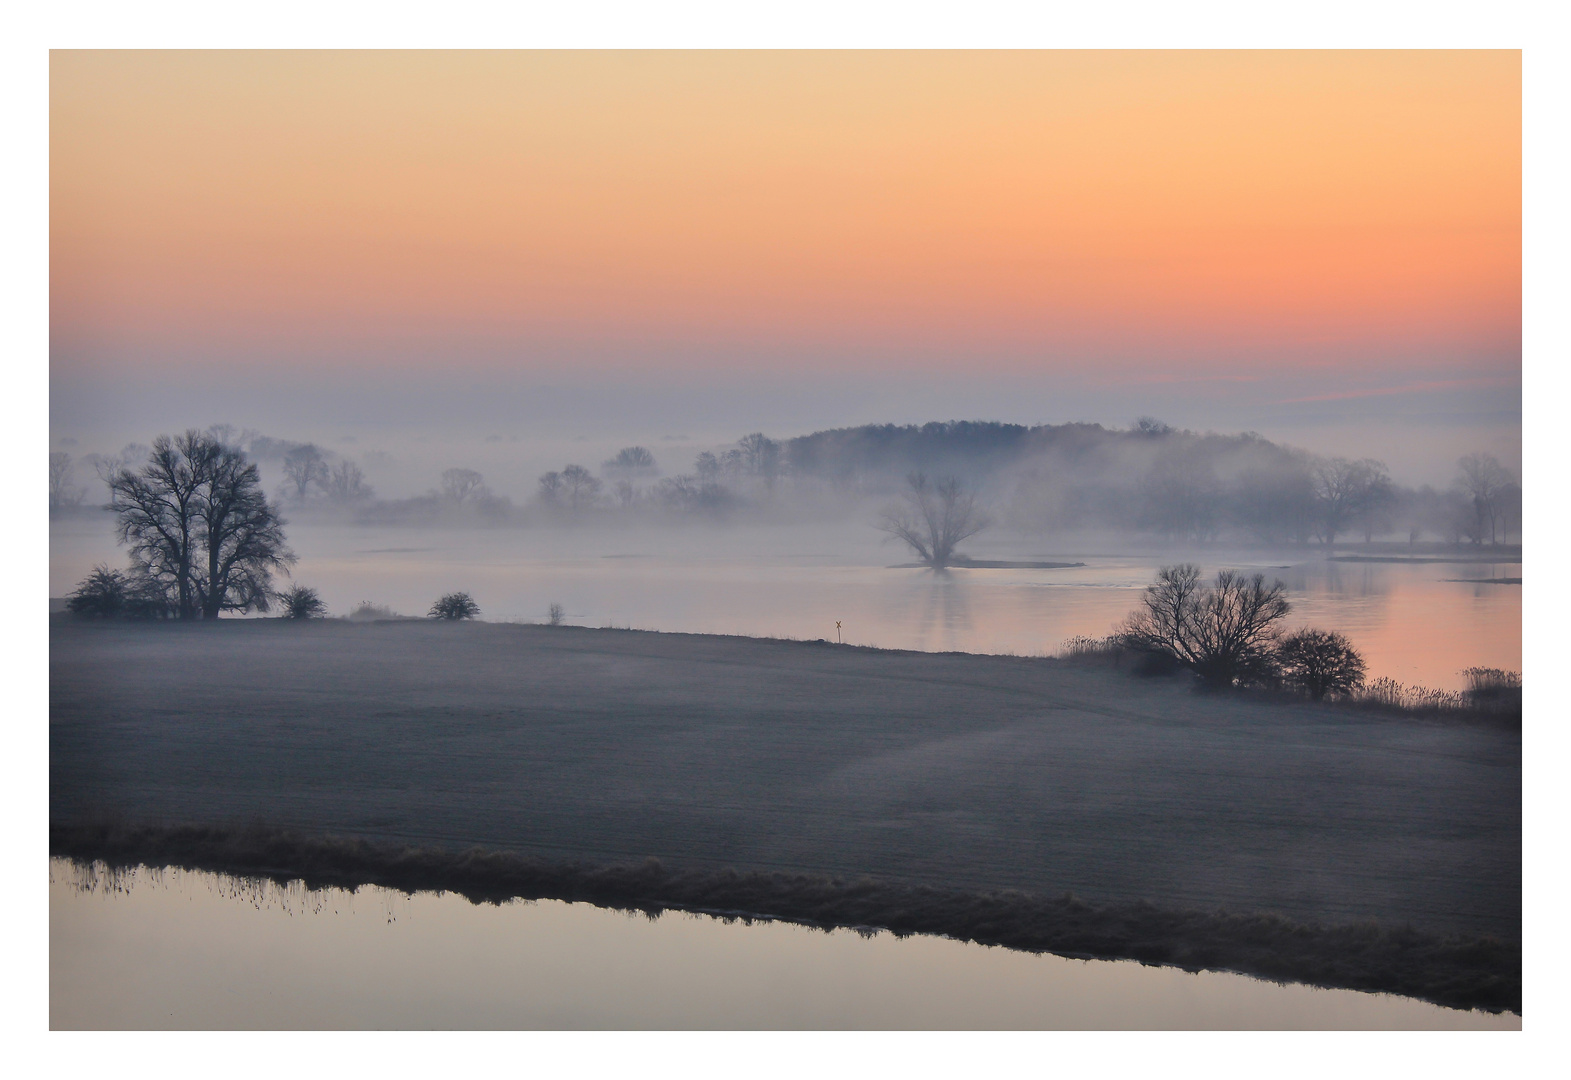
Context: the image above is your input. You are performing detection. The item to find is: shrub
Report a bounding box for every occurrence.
[429,592,480,620]
[348,601,398,621]
[66,565,126,618]
[66,565,174,620]
[547,602,565,626]
[278,584,327,620]
[1276,628,1367,701]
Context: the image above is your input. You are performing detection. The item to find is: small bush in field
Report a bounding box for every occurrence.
[429,592,480,620]
[279,584,327,619]
[548,602,565,626]
[66,565,127,618]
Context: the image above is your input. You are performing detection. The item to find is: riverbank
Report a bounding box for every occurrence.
[50,618,1520,1006]
[51,822,1519,1014]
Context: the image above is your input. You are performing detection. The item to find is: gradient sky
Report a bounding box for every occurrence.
[52,51,1519,379]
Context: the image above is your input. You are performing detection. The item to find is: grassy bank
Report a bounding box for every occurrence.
[51,822,1519,1015]
[52,618,1520,960]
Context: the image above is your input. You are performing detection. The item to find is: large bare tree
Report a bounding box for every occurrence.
[877,472,991,569]
[107,430,295,619]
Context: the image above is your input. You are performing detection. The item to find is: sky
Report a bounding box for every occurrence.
[49,50,1521,479]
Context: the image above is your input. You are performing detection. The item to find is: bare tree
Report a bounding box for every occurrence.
[282,444,329,501]
[877,472,992,569]
[738,433,782,490]
[1276,628,1366,700]
[49,452,84,515]
[323,460,374,505]
[441,468,486,504]
[1120,564,1291,689]
[107,431,295,619]
[1311,457,1393,545]
[1453,453,1515,546]
[559,464,602,511]
[603,446,659,478]
[538,471,564,504]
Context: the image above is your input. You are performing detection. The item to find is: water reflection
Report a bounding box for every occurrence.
[50,519,1521,690]
[914,571,975,653]
[50,859,1517,1030]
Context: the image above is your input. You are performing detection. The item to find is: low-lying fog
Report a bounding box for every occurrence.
[49,414,1522,693]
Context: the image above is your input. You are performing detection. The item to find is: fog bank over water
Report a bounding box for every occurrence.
[51,366,1519,490]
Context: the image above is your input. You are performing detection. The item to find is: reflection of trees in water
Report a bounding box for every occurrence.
[915,570,974,652]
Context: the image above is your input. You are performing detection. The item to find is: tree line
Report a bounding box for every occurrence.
[52,419,1519,545]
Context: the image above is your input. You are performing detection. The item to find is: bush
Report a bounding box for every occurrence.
[547,602,565,626]
[66,565,127,618]
[429,592,480,620]
[278,584,327,620]
[1276,628,1366,701]
[66,565,174,620]
[348,601,398,621]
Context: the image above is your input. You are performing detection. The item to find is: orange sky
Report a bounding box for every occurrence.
[50,50,1520,380]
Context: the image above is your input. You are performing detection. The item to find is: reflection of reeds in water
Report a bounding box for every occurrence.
[51,823,1520,1015]
[54,857,406,921]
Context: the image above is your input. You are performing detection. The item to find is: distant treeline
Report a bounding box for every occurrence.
[52,418,1521,546]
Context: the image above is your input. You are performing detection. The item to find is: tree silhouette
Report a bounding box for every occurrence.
[107,431,294,619]
[1121,564,1291,689]
[282,444,329,501]
[429,592,480,620]
[1276,629,1366,700]
[279,584,328,619]
[877,472,991,569]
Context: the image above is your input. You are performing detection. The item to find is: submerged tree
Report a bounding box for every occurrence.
[107,430,295,619]
[877,472,992,570]
[1120,564,1291,689]
[1275,628,1365,700]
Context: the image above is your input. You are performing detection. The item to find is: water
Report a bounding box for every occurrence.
[48,859,1517,1030]
[52,516,1521,691]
